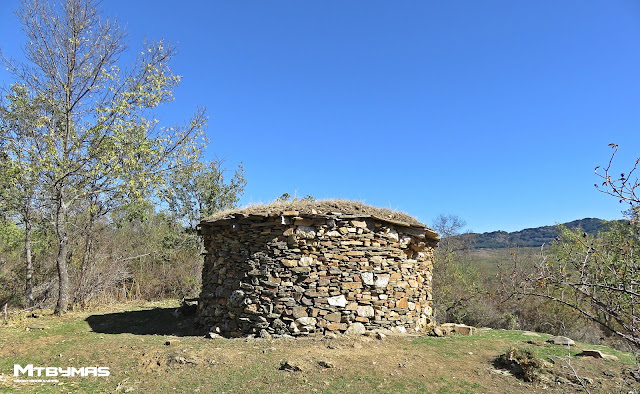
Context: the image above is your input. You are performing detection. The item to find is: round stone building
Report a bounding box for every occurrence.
[197,200,439,337]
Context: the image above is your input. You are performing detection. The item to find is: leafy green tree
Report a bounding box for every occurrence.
[0,84,49,307]
[164,160,246,229]
[1,0,206,313]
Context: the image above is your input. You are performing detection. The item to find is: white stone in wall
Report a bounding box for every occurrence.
[357,305,375,317]
[292,316,317,333]
[299,256,314,266]
[296,226,316,239]
[385,227,399,241]
[400,235,412,248]
[361,272,374,285]
[391,326,407,334]
[280,216,292,225]
[375,275,390,289]
[327,295,347,307]
[295,316,317,326]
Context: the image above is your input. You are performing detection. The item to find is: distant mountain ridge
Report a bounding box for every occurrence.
[457,218,612,249]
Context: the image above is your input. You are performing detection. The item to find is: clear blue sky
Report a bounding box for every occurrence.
[1,1,639,233]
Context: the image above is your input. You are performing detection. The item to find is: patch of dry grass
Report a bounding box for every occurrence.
[1,301,638,393]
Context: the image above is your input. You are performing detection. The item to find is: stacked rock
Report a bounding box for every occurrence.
[197,203,439,337]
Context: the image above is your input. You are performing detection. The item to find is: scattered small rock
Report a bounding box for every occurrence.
[603,370,615,377]
[624,368,640,383]
[164,341,171,346]
[318,360,334,369]
[206,332,223,339]
[25,326,48,331]
[169,355,199,366]
[279,360,302,372]
[431,327,445,337]
[490,368,513,376]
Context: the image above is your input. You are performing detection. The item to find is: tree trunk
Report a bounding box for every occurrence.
[54,231,70,314]
[24,213,34,308]
[76,213,94,305]
[54,197,70,315]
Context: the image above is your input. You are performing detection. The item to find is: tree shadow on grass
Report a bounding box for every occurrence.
[85,307,202,336]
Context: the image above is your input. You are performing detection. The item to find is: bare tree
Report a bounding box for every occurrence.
[431,214,479,323]
[506,144,640,349]
[595,143,640,220]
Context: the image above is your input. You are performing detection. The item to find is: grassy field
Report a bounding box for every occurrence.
[0,300,638,393]
[462,247,543,278]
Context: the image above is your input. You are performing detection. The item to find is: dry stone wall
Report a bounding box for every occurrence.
[197,210,438,337]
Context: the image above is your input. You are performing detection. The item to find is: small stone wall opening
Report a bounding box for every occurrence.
[197,200,439,337]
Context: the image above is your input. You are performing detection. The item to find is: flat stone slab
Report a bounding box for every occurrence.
[546,336,575,346]
[578,349,618,361]
[440,323,475,336]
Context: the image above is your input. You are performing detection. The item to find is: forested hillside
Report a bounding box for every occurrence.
[456,218,613,248]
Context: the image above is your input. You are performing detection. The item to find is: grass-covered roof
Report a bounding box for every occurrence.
[202,199,430,229]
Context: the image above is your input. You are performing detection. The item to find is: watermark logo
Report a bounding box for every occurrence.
[12,364,110,383]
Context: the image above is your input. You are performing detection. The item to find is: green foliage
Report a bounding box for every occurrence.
[0,219,23,249]
[0,0,248,311]
[164,160,246,228]
[0,0,211,313]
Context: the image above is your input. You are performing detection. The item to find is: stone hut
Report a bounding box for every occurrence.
[197,200,439,337]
